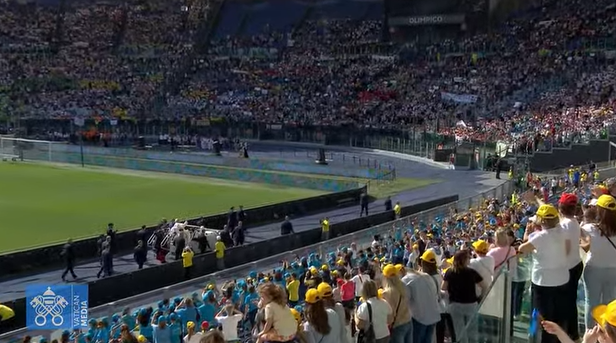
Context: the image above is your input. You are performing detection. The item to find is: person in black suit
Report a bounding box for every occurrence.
[384,196,392,211]
[280,216,294,235]
[134,240,147,269]
[233,221,245,246]
[61,239,78,282]
[238,206,246,225]
[227,207,238,230]
[174,230,186,260]
[360,192,369,217]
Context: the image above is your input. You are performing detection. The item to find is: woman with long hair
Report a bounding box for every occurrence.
[442,249,486,343]
[518,204,570,343]
[199,330,225,343]
[381,264,412,343]
[401,251,444,343]
[557,193,584,342]
[255,283,297,343]
[355,280,393,343]
[183,321,202,343]
[581,195,616,330]
[302,289,342,343]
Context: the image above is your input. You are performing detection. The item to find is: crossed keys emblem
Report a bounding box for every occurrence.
[30,287,69,326]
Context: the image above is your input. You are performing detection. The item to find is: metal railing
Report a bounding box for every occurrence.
[0,179,515,342]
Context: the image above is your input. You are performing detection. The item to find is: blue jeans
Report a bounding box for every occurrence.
[448,302,477,343]
[412,319,435,343]
[390,320,412,343]
[584,266,616,330]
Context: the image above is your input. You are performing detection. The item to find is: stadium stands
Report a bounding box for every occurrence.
[2,0,616,341]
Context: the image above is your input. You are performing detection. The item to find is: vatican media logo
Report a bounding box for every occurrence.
[26,285,89,330]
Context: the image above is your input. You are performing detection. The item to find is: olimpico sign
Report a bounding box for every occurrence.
[408,16,444,25]
[388,14,465,26]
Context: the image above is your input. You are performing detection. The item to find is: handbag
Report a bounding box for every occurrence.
[357,302,376,343]
[429,274,447,313]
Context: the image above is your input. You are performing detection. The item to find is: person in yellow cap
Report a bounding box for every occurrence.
[580,194,616,331]
[137,335,148,343]
[518,203,571,343]
[541,299,616,343]
[303,288,343,343]
[317,282,350,343]
[184,321,203,343]
[469,240,494,295]
[381,264,412,342]
[402,250,444,343]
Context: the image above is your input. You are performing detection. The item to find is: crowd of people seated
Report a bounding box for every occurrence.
[1,0,615,153]
[6,167,616,343]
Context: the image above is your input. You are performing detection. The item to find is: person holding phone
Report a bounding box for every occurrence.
[518,204,570,343]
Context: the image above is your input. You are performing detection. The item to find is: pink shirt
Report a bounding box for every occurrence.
[487,246,517,271]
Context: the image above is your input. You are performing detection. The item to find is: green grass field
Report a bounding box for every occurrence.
[0,163,324,253]
[0,161,438,253]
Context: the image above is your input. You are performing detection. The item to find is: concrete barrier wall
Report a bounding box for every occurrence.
[0,194,458,334]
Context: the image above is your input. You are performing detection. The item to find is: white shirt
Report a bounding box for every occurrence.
[469,255,495,297]
[582,223,616,268]
[184,332,203,343]
[215,313,243,341]
[560,217,582,269]
[528,228,570,287]
[356,298,392,340]
[351,273,372,297]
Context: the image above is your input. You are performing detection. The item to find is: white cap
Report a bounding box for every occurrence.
[589,199,598,206]
[528,215,537,223]
[216,236,221,240]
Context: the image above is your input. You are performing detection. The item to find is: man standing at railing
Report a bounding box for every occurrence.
[360,191,369,217]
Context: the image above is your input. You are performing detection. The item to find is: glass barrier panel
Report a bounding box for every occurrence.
[454,266,509,343]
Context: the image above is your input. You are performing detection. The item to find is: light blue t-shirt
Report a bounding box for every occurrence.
[153,325,172,343]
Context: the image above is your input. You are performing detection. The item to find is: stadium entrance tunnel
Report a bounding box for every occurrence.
[0,195,458,334]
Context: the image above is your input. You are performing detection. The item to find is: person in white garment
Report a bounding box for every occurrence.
[469,240,494,297]
[580,195,616,330]
[215,302,244,342]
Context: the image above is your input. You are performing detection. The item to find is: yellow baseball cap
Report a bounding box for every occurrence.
[187,321,195,329]
[597,195,616,211]
[472,240,489,253]
[592,300,616,327]
[377,289,384,299]
[305,288,321,304]
[321,264,329,271]
[317,282,333,298]
[420,250,436,263]
[394,264,404,272]
[138,335,147,343]
[536,204,559,219]
[309,266,317,274]
[382,264,398,278]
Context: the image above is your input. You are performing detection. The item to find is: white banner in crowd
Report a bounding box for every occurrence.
[441,92,479,104]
